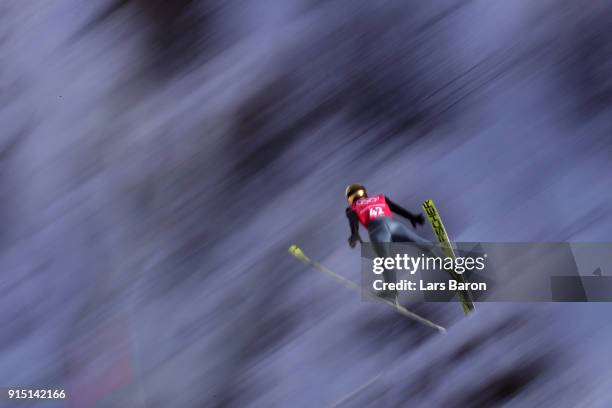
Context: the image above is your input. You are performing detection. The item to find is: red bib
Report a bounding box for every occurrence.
[351,194,392,227]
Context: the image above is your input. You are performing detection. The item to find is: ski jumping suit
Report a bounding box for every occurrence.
[346,195,430,289]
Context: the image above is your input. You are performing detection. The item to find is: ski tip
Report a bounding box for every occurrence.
[288,244,306,260]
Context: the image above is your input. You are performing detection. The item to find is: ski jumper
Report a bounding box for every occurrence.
[346,195,434,288]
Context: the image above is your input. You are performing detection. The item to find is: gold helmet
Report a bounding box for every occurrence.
[345,183,367,205]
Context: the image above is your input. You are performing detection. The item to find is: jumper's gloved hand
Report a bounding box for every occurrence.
[410,213,425,229]
[348,234,363,248]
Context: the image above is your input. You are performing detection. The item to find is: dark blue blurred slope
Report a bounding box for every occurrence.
[0,1,611,407]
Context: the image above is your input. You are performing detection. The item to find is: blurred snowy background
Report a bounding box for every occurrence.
[1,0,611,407]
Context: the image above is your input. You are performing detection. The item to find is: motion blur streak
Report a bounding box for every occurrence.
[1,0,611,407]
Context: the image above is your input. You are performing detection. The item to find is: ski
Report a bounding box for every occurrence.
[288,245,446,333]
[422,199,475,315]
